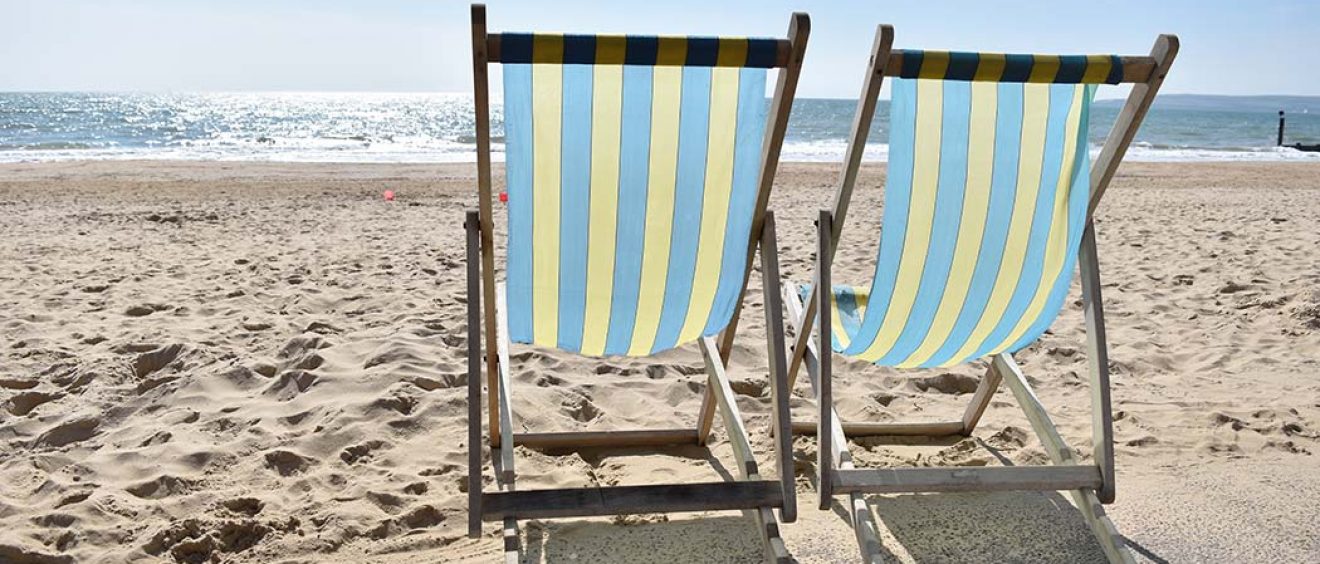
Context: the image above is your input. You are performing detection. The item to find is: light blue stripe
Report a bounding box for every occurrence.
[836,286,863,348]
[650,66,712,353]
[702,67,767,336]
[921,83,1024,367]
[556,65,595,352]
[1005,84,1095,353]
[876,80,972,365]
[602,66,654,355]
[843,78,919,356]
[969,83,1074,360]
[504,64,536,343]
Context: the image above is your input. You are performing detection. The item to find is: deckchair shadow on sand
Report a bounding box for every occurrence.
[785,26,1177,563]
[464,5,808,562]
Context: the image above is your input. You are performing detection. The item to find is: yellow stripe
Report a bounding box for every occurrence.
[918,51,951,79]
[579,65,624,355]
[1028,54,1061,83]
[677,67,740,343]
[656,36,688,66]
[1081,54,1111,84]
[856,79,944,361]
[717,37,748,67]
[992,85,1086,351]
[899,81,998,368]
[831,288,850,350]
[533,34,564,65]
[628,66,683,355]
[949,83,1052,362]
[974,53,1007,81]
[530,64,563,345]
[596,35,627,65]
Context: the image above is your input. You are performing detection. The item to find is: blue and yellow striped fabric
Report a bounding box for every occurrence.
[896,50,1125,84]
[503,38,770,357]
[827,77,1096,368]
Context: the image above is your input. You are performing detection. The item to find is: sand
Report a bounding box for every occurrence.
[1,160,1318,563]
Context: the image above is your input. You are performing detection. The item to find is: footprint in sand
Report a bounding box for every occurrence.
[5,390,63,416]
[263,450,317,476]
[33,417,100,448]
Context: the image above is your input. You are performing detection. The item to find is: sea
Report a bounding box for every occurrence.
[2,92,1318,163]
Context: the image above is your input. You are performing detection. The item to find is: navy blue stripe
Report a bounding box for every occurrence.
[562,34,597,65]
[624,36,659,66]
[501,33,534,64]
[1000,54,1034,82]
[745,38,779,68]
[686,37,719,66]
[946,51,980,81]
[1055,55,1088,84]
[899,50,924,79]
[1105,55,1124,85]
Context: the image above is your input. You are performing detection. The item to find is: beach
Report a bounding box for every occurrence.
[1,160,1319,563]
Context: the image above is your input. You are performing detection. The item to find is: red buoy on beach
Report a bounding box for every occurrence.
[499,191,508,203]
[384,190,395,201]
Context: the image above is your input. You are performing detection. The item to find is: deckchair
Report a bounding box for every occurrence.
[783,25,1177,563]
[464,5,808,562]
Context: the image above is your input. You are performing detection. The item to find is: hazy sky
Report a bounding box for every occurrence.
[3,0,1317,98]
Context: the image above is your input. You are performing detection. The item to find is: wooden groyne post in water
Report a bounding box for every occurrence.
[1278,110,1285,146]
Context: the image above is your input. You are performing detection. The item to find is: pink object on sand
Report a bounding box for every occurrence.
[384,190,395,201]
[499,191,508,203]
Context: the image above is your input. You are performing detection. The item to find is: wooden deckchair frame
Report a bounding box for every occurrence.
[784,25,1177,564]
[465,5,808,562]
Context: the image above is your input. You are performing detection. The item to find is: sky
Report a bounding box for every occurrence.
[2,0,1317,98]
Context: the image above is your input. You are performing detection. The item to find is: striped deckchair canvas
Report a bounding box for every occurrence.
[785,26,1177,564]
[465,6,808,562]
[820,65,1102,368]
[501,34,776,356]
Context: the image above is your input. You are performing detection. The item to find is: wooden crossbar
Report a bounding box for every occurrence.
[791,420,965,437]
[831,465,1103,495]
[481,481,786,521]
[513,429,698,450]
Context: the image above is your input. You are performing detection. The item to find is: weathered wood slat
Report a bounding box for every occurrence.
[816,209,835,510]
[512,429,698,450]
[700,335,791,562]
[481,481,786,521]
[465,211,483,539]
[469,4,501,447]
[758,212,797,523]
[961,363,1004,434]
[790,420,966,437]
[494,285,516,484]
[1080,224,1116,504]
[832,465,1102,494]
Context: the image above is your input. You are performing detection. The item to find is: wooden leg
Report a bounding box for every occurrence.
[758,212,797,523]
[465,211,483,539]
[700,337,792,563]
[494,285,516,484]
[961,362,1003,435]
[816,210,834,511]
[1080,223,1116,504]
[995,353,1134,564]
[493,286,520,562]
[785,280,887,563]
[696,387,717,445]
